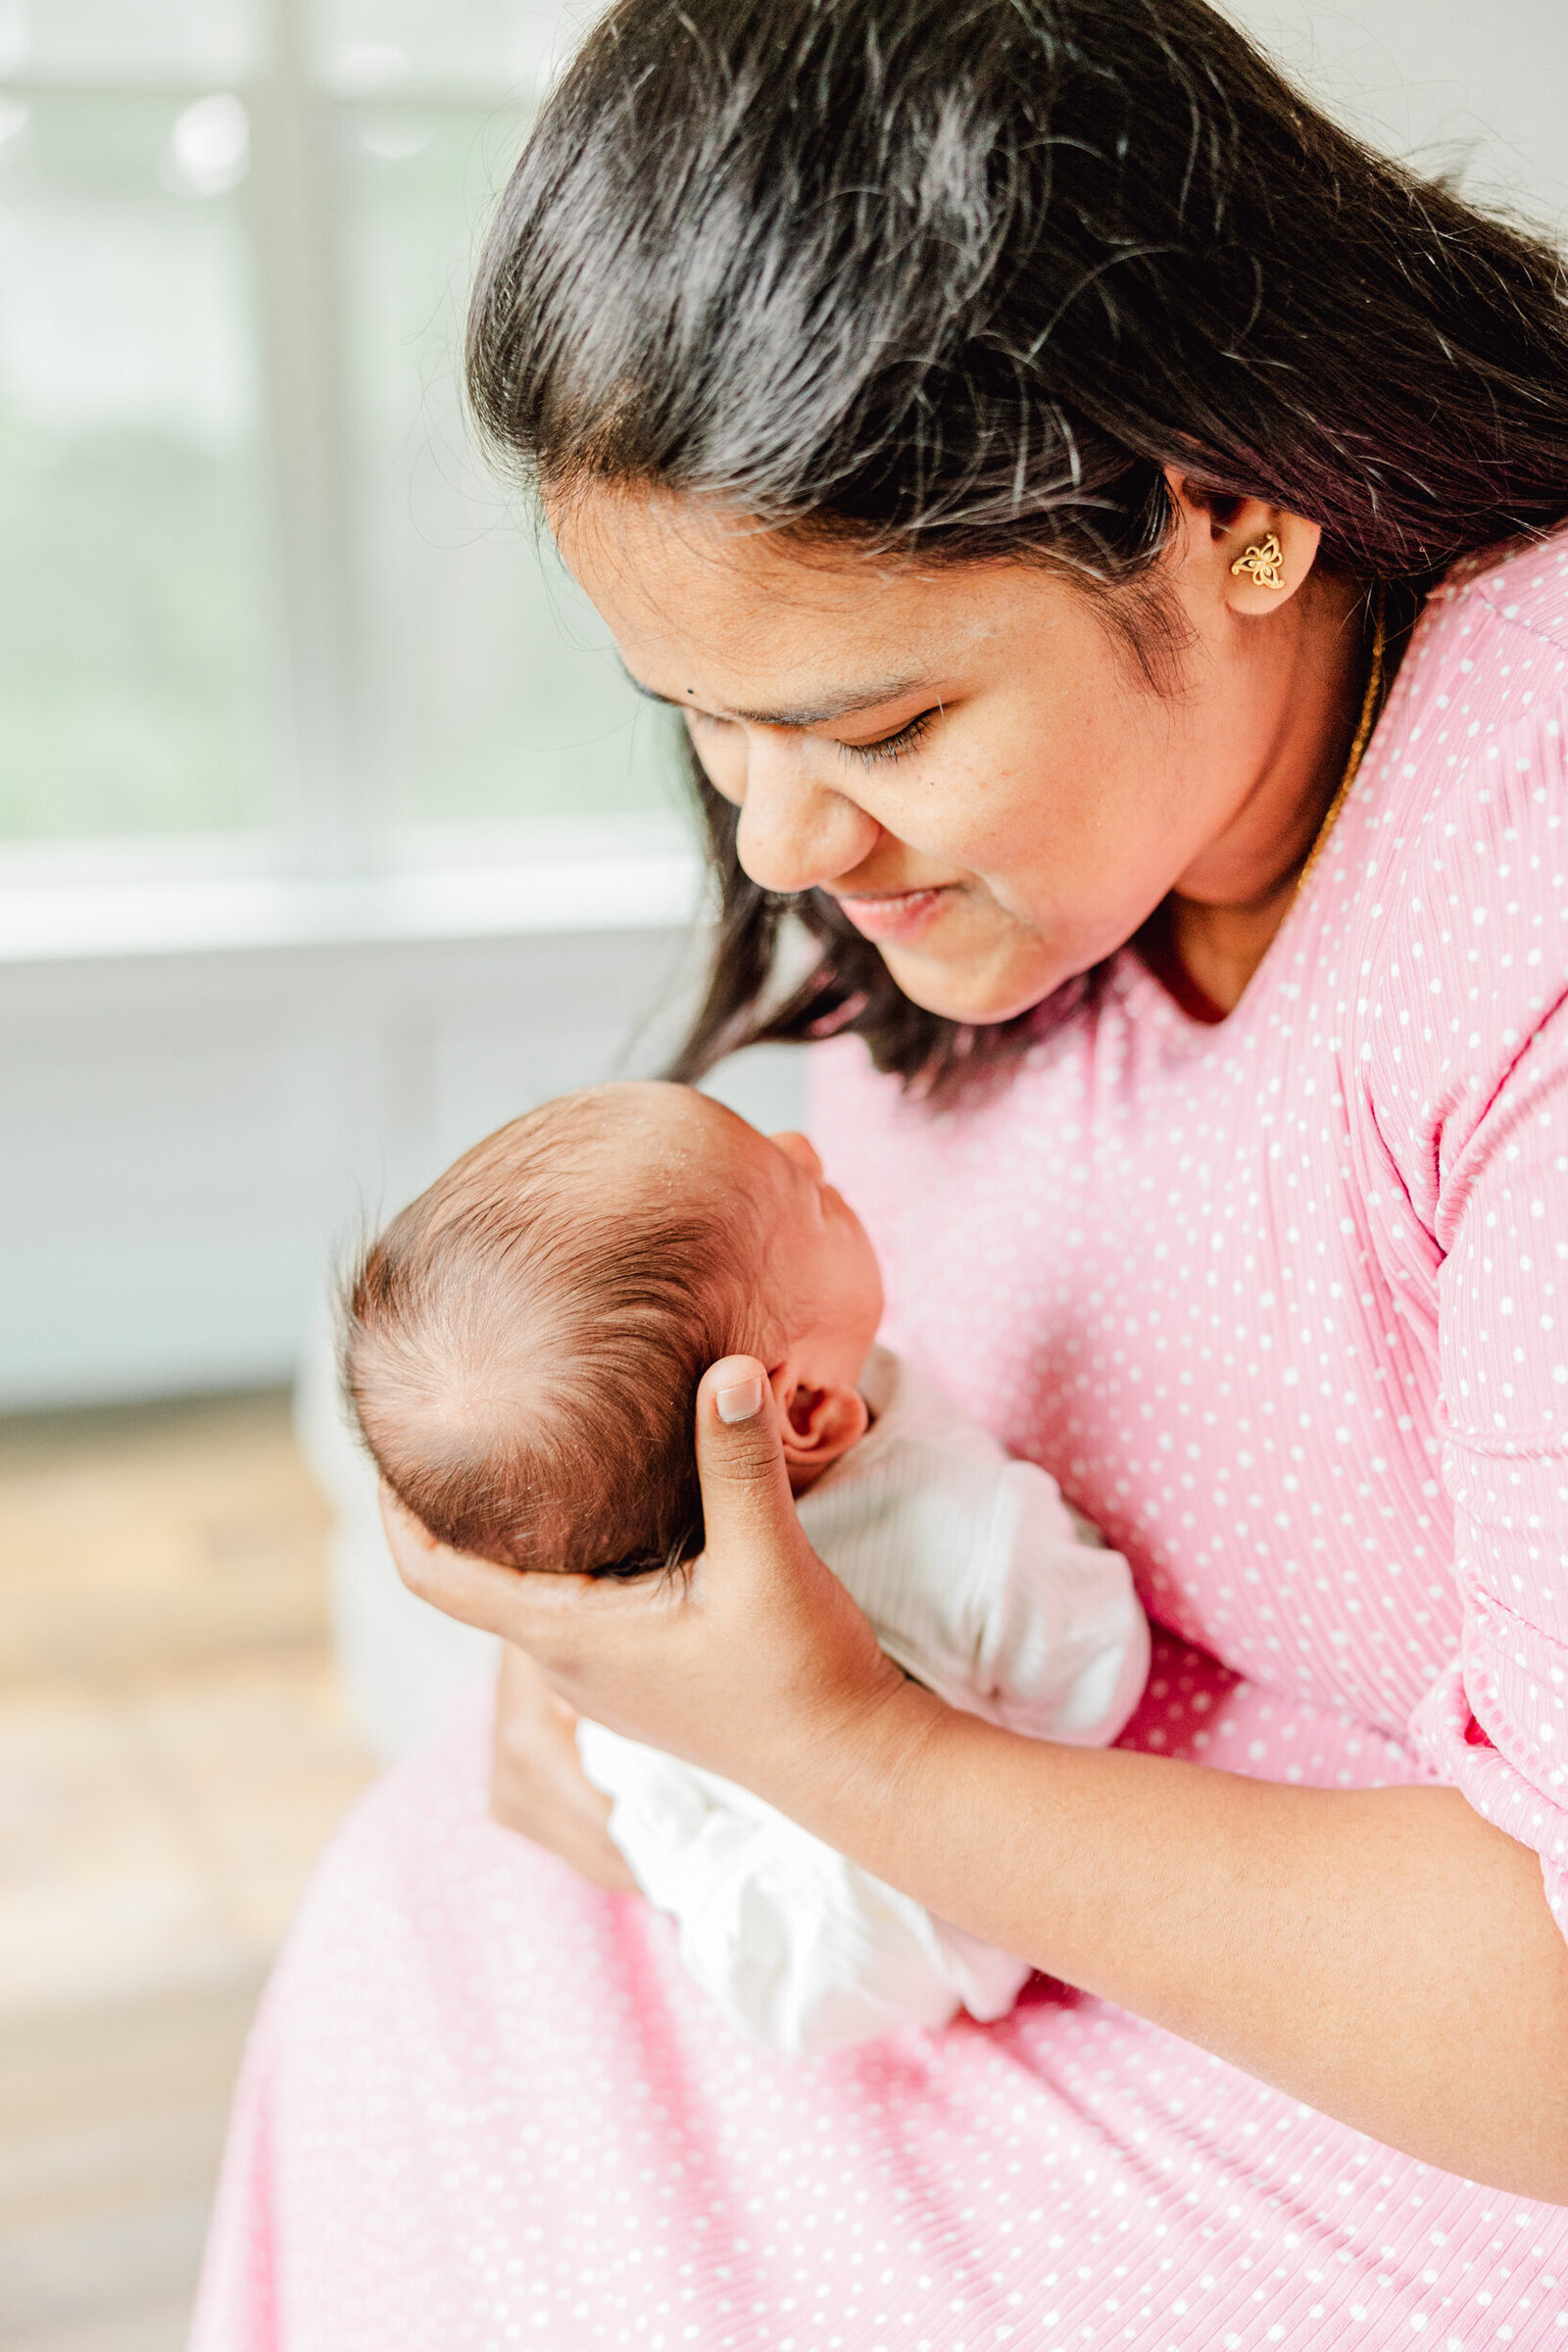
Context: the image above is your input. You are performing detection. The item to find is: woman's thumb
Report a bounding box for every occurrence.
[693,1354,799,1547]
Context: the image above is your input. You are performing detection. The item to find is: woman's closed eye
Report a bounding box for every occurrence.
[839,709,939,766]
[681,701,940,776]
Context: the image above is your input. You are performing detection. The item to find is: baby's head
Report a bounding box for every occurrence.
[341,1082,883,1575]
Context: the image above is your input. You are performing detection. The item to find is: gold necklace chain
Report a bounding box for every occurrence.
[1295,583,1388,900]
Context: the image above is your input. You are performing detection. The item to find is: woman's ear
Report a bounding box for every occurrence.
[1162,466,1322,615]
[771,1375,868,1474]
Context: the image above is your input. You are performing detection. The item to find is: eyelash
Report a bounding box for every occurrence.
[842,710,938,766]
[684,705,938,764]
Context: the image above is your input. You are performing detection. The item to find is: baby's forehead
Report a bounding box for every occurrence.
[675,1089,771,1156]
[556,1082,774,1193]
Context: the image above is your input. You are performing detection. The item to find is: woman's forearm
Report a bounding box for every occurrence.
[790,1689,1568,2201]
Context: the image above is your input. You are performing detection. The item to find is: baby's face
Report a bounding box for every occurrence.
[734,1119,886,1389]
[630,1085,884,1391]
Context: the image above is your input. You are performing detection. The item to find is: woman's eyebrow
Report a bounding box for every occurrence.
[620,663,929,727]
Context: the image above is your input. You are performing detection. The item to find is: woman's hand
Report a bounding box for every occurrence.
[379,1357,916,1810]
[489,1641,638,1891]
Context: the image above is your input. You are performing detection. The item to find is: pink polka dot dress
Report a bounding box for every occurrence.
[192,536,1568,2350]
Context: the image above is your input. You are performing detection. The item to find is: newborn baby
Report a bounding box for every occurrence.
[342,1081,1149,2054]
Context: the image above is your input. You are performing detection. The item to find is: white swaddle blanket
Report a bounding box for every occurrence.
[577,1347,1150,2055]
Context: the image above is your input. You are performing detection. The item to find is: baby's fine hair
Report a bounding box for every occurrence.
[339,1086,757,1575]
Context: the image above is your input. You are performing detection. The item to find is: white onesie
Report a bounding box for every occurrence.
[576,1347,1150,2056]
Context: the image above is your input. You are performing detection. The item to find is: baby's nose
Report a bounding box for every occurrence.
[770,1131,823,1179]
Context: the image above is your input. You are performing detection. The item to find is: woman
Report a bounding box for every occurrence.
[195,1,1568,2342]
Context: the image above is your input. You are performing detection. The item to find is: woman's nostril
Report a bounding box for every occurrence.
[744,763,880,866]
[737,805,873,900]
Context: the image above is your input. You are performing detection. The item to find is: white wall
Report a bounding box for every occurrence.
[0,911,805,1411]
[1220,0,1568,226]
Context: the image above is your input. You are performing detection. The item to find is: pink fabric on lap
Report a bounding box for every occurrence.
[193,1672,1565,2352]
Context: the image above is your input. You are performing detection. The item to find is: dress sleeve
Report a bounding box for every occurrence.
[1408,997,1568,1940]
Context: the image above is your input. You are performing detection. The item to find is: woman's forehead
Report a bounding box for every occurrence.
[553,484,1066,710]
[555,482,924,633]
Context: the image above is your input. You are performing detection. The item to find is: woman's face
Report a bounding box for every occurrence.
[557,485,1341,1024]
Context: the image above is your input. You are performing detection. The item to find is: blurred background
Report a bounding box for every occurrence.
[1,4,1565,2347]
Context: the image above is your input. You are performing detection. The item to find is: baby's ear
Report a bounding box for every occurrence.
[773,1377,868,1469]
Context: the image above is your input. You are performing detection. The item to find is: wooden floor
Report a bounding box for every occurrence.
[0,1392,377,2351]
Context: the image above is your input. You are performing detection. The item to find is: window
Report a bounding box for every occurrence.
[0,0,677,864]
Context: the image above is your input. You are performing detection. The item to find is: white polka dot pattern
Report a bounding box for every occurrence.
[193,1680,1568,2349]
[190,537,1568,2348]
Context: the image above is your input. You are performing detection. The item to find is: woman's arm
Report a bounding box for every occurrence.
[810,1685,1568,2199]
[388,1361,1568,2204]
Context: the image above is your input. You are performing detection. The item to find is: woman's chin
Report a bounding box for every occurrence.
[878,940,1069,1027]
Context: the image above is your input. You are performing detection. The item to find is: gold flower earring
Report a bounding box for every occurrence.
[1231,531,1286,590]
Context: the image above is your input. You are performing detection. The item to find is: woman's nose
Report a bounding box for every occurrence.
[733,733,881,897]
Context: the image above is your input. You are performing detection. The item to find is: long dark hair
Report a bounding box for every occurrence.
[467,0,1568,1100]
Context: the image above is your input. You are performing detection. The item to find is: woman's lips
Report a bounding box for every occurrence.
[831,886,953,946]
